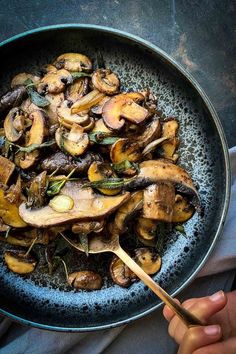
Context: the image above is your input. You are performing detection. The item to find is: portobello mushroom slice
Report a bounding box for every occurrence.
[71,89,105,114]
[54,53,92,72]
[88,161,121,195]
[134,248,161,274]
[102,93,149,130]
[19,182,130,228]
[68,271,102,290]
[125,159,200,210]
[4,107,25,142]
[172,194,195,223]
[4,249,37,274]
[41,151,102,174]
[0,187,27,228]
[0,156,15,185]
[143,183,175,222]
[65,77,89,104]
[92,69,120,95]
[110,255,136,287]
[38,69,73,94]
[0,86,27,115]
[161,118,180,161]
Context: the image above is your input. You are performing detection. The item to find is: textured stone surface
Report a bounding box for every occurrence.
[0,0,235,146]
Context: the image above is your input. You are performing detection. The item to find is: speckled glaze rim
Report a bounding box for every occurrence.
[0,24,231,332]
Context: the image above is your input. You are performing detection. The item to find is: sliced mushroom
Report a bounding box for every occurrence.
[19,182,130,227]
[90,118,113,135]
[110,255,136,287]
[0,187,27,228]
[68,271,102,290]
[11,73,40,88]
[172,194,195,223]
[44,92,65,125]
[65,77,89,104]
[114,190,143,233]
[102,93,149,130]
[72,220,105,234]
[55,124,89,157]
[125,159,200,210]
[4,249,37,274]
[27,171,47,208]
[71,89,105,114]
[143,183,175,222]
[19,110,46,169]
[91,96,110,115]
[134,248,161,274]
[54,53,92,72]
[82,117,95,132]
[5,175,23,204]
[0,86,27,115]
[110,138,141,164]
[0,229,52,247]
[161,118,179,161]
[136,118,161,148]
[88,161,121,195]
[4,107,25,142]
[92,69,120,95]
[41,151,102,174]
[0,156,15,185]
[21,98,39,115]
[57,100,90,127]
[136,217,157,245]
[38,69,73,94]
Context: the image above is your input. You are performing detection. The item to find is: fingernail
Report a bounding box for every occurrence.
[204,325,221,336]
[209,290,224,302]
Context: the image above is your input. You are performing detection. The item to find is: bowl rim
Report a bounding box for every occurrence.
[0,23,231,332]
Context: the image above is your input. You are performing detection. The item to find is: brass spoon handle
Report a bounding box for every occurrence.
[115,247,204,328]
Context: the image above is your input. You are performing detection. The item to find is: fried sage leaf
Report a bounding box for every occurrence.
[88,132,120,145]
[24,79,49,107]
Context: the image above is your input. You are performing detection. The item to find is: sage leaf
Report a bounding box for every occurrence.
[71,72,91,80]
[24,79,49,107]
[89,132,120,145]
[175,224,187,236]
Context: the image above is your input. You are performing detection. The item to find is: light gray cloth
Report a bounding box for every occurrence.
[1,147,236,354]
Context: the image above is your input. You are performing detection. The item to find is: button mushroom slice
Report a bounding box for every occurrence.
[11,73,40,88]
[65,77,89,104]
[0,86,27,115]
[125,159,200,211]
[136,217,157,245]
[27,171,48,208]
[82,117,95,132]
[90,118,113,135]
[71,89,106,114]
[114,190,143,234]
[134,248,161,274]
[0,156,15,185]
[0,187,27,228]
[172,194,195,223]
[4,107,25,142]
[161,118,180,161]
[72,220,105,234]
[38,69,73,94]
[0,228,52,247]
[143,183,175,222]
[57,100,90,127]
[55,124,89,157]
[68,271,102,290]
[92,69,120,95]
[54,53,93,72]
[91,96,111,115]
[19,182,130,228]
[19,110,46,169]
[136,118,161,148]
[102,93,149,130]
[20,98,39,115]
[88,161,121,195]
[44,92,65,125]
[4,249,37,274]
[110,255,136,287]
[110,138,141,164]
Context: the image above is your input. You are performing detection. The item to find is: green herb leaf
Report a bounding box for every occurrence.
[112,160,140,174]
[47,168,76,196]
[84,178,125,189]
[175,224,187,236]
[13,140,55,153]
[78,233,89,256]
[71,72,92,80]
[88,132,120,145]
[24,79,49,107]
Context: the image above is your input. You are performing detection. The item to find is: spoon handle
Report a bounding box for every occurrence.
[115,246,204,328]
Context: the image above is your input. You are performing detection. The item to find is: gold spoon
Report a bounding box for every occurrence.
[61,231,203,328]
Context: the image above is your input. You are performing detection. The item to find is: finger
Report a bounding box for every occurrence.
[193,336,236,354]
[177,325,222,354]
[168,291,226,344]
[163,299,181,322]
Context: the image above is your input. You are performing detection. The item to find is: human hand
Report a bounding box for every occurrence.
[163,290,236,353]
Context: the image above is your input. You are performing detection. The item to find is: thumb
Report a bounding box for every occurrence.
[193,336,236,354]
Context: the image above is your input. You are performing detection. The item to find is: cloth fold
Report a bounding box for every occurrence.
[0,148,236,354]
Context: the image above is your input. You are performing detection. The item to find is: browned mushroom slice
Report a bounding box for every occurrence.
[44,92,65,125]
[136,118,161,148]
[110,138,141,164]
[88,161,121,195]
[136,217,157,246]
[19,110,46,169]
[21,98,39,115]
[65,77,89,103]
[114,190,143,234]
[161,118,180,161]
[71,89,105,114]
[57,100,90,127]
[110,255,136,287]
[54,53,92,72]
[72,220,105,234]
[44,64,57,73]
[0,187,27,228]
[91,96,110,115]
[143,183,175,222]
[92,69,120,95]
[82,117,95,132]
[11,73,40,88]
[90,118,113,135]
[0,228,52,247]
[102,93,149,130]
[0,156,15,185]
[172,194,195,223]
[27,171,47,208]
[134,248,161,274]
[68,271,102,290]
[4,107,25,142]
[4,249,37,274]
[55,124,89,157]
[38,69,73,94]
[19,182,130,227]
